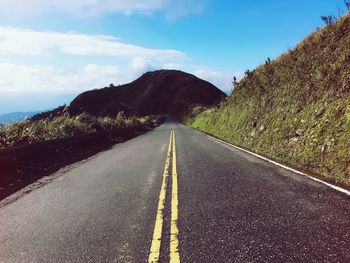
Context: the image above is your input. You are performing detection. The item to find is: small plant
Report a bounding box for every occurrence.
[321,15,337,25]
[345,0,350,12]
[232,76,238,90]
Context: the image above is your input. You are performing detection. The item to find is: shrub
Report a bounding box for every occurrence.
[0,113,161,150]
[321,16,337,25]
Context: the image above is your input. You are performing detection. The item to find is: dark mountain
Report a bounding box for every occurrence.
[68,70,226,119]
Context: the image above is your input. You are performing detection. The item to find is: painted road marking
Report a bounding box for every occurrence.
[170,130,180,263]
[148,130,181,262]
[148,130,173,263]
[161,143,166,152]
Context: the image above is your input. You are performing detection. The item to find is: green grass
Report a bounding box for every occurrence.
[188,14,350,187]
[0,112,160,150]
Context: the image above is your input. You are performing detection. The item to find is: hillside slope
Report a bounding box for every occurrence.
[190,14,350,186]
[67,70,226,119]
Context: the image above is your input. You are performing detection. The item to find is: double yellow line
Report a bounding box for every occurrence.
[148,130,180,263]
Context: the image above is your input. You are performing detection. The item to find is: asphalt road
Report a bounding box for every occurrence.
[0,119,350,262]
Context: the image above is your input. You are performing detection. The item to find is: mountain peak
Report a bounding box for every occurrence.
[68,69,226,118]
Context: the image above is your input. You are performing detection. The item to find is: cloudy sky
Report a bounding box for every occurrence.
[0,0,345,113]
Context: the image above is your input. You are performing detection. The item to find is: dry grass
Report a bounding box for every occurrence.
[0,112,160,150]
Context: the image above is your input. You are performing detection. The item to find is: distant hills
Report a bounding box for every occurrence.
[0,111,40,125]
[189,14,350,186]
[34,70,226,120]
[0,93,76,117]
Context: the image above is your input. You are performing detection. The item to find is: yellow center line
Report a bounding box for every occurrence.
[170,130,180,262]
[148,130,173,263]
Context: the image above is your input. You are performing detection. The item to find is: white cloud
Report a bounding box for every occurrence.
[0,0,205,19]
[129,57,156,75]
[0,27,188,97]
[192,68,244,94]
[0,27,186,59]
[0,63,126,94]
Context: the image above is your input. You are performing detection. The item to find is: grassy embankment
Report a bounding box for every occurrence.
[0,112,160,150]
[188,14,350,187]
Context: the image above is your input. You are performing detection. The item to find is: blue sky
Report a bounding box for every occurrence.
[0,0,347,113]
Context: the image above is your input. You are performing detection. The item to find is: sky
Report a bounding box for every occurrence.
[0,0,347,114]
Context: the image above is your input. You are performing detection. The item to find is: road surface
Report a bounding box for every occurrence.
[0,119,350,262]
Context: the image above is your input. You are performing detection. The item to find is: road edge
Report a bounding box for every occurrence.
[0,124,163,208]
[189,126,350,197]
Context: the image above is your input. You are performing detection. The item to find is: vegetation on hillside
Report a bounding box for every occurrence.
[0,112,161,150]
[188,14,350,187]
